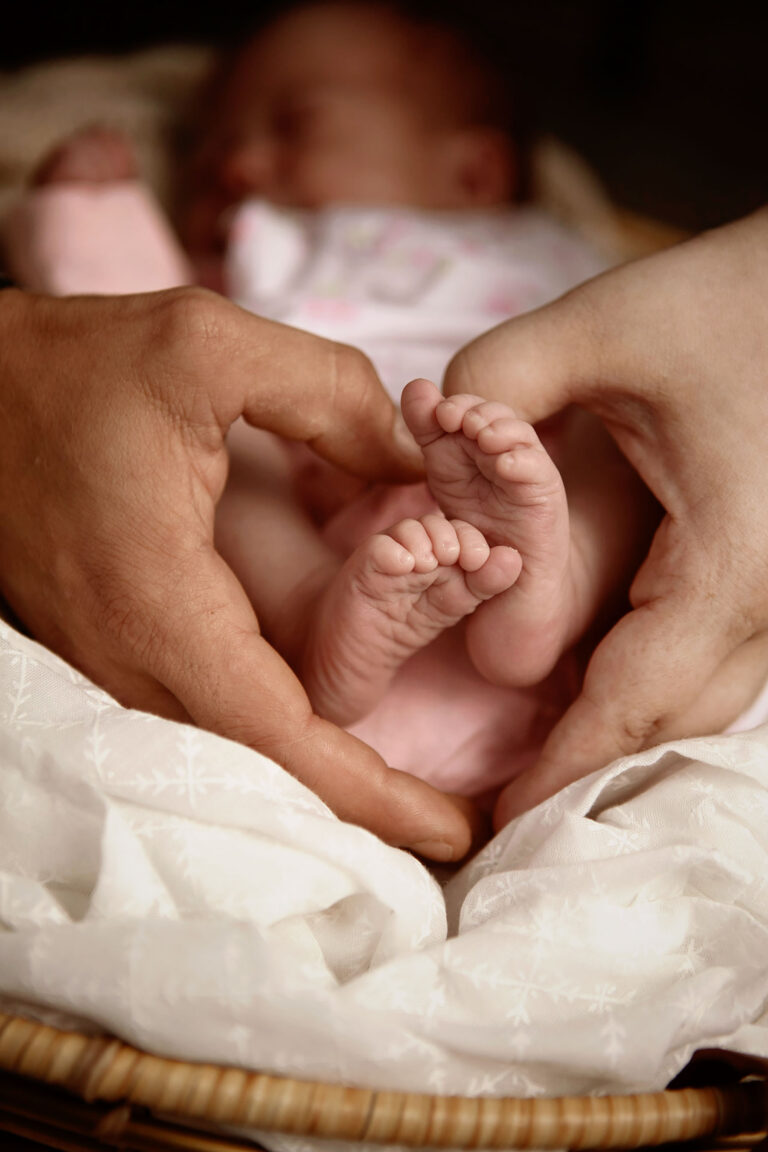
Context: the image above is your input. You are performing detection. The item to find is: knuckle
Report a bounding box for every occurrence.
[136,287,238,426]
[615,710,664,751]
[580,669,664,756]
[150,286,232,365]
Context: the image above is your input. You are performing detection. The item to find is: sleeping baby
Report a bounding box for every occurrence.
[3,0,666,822]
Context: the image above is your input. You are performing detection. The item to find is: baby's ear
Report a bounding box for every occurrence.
[440,128,517,207]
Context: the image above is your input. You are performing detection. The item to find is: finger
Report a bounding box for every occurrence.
[443,296,587,425]
[656,629,768,740]
[183,297,425,480]
[278,719,474,862]
[443,229,730,432]
[493,593,734,827]
[135,545,472,860]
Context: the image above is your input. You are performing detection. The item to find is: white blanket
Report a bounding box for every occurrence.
[3,616,768,1148]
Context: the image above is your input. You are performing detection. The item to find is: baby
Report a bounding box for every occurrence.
[183,0,521,279]
[1,0,657,815]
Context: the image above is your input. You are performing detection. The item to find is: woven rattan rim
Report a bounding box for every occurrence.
[1,1011,767,1150]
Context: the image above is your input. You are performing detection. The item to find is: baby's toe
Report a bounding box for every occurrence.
[400,378,444,446]
[494,442,551,485]
[452,520,491,573]
[387,519,439,573]
[459,401,519,440]
[465,545,522,599]
[421,513,461,567]
[477,415,539,451]
[433,393,486,434]
[367,532,416,577]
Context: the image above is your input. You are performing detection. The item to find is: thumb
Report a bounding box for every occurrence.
[135,545,473,860]
[187,300,425,481]
[443,293,591,424]
[493,592,734,827]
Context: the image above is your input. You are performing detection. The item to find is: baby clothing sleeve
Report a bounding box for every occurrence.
[2,181,193,295]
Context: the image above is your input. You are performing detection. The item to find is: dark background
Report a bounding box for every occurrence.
[2,0,765,231]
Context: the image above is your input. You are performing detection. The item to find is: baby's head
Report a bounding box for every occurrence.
[184,0,521,259]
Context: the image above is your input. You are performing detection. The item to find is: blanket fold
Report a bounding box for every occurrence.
[3,616,768,1147]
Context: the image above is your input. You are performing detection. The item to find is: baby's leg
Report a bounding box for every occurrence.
[218,423,520,727]
[303,515,521,726]
[402,378,580,686]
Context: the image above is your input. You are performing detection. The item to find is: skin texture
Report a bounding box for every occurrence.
[0,286,477,861]
[443,207,768,828]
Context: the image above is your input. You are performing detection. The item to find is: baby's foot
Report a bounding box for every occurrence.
[33,126,138,186]
[303,514,521,725]
[401,377,573,686]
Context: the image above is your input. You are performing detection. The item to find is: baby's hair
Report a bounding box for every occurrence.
[383,1,518,126]
[230,0,532,200]
[385,0,533,198]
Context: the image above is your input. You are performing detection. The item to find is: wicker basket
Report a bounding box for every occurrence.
[1,1011,767,1151]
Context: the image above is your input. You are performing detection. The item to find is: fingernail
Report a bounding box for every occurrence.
[412,839,456,862]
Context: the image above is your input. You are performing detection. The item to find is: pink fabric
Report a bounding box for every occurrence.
[350,634,581,800]
[3,182,192,295]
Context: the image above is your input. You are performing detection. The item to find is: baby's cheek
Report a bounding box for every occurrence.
[301,150,391,205]
[277,150,347,207]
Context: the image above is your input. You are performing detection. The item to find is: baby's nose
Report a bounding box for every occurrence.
[218,138,276,197]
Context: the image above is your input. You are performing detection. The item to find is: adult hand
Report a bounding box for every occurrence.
[0,286,473,860]
[444,208,768,826]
